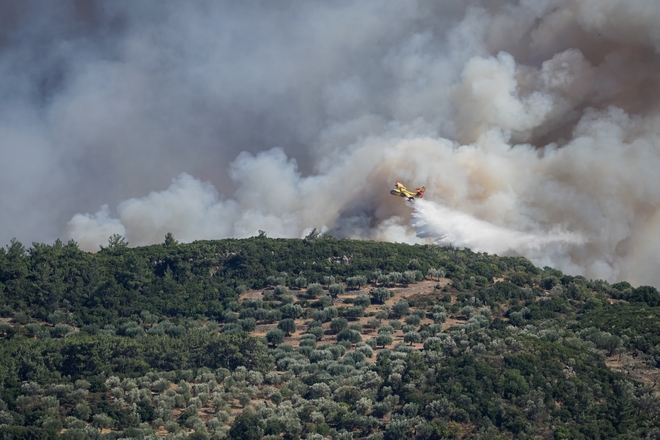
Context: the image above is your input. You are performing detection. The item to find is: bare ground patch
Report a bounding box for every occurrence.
[606,355,660,391]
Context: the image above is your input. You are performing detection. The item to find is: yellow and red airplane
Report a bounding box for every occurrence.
[390,180,426,201]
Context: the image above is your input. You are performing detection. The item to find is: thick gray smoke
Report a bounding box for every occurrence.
[3,1,660,286]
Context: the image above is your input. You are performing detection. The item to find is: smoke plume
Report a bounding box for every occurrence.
[2,1,660,286]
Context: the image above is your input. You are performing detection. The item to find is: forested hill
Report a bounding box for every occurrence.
[0,233,543,325]
[0,234,659,439]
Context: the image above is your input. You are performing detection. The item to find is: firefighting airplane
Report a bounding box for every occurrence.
[390,180,426,201]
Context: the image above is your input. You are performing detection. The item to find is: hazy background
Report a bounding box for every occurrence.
[2,0,660,286]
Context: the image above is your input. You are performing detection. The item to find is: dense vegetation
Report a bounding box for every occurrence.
[0,233,659,439]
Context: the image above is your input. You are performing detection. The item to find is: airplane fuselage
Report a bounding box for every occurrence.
[390,180,425,201]
[390,189,415,201]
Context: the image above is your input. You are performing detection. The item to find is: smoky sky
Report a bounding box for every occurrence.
[3,0,660,287]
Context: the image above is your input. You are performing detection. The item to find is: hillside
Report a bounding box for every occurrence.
[0,235,659,439]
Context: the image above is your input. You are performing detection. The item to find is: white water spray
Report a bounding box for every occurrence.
[411,199,586,273]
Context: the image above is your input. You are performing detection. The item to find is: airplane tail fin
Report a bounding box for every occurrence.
[417,186,426,198]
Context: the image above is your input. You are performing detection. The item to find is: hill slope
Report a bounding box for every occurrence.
[0,236,659,439]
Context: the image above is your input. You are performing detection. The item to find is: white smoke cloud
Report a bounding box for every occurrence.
[451,52,554,143]
[2,1,660,287]
[67,205,126,251]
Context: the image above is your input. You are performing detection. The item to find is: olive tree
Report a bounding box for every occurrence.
[267,328,285,347]
[391,299,409,318]
[311,309,327,323]
[330,318,348,334]
[73,403,92,421]
[428,267,446,280]
[281,304,302,319]
[404,315,421,326]
[306,283,323,298]
[404,270,424,284]
[370,287,391,304]
[337,329,362,345]
[293,276,308,290]
[229,409,263,440]
[366,318,381,329]
[322,275,335,287]
[274,285,288,298]
[240,318,257,332]
[309,326,324,341]
[307,383,332,399]
[328,283,345,298]
[376,333,393,348]
[388,272,403,286]
[378,325,394,334]
[278,319,296,336]
[92,413,113,429]
[385,415,411,439]
[404,332,422,345]
[433,312,447,324]
[346,276,368,290]
[345,306,364,320]
[353,295,371,308]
